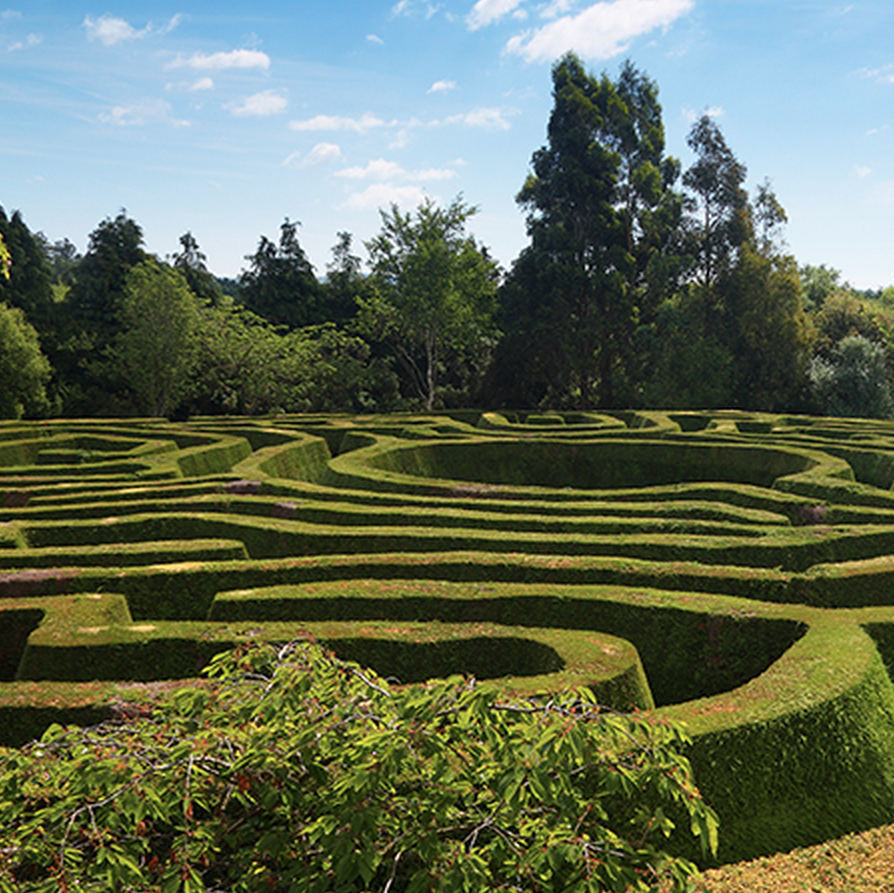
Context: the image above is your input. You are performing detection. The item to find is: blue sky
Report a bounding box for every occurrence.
[2,0,893,288]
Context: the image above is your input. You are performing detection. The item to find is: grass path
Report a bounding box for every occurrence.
[700,823,894,892]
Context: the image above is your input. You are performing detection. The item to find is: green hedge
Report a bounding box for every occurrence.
[14,616,653,711]
[6,412,894,864]
[666,617,894,864]
[209,580,804,707]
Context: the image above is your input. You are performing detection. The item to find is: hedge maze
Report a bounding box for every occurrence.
[6,410,894,863]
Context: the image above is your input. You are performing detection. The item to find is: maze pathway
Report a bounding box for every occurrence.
[3,409,894,864]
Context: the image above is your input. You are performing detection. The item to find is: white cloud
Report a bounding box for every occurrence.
[167,49,271,71]
[84,14,147,45]
[289,112,388,134]
[336,158,457,182]
[337,159,406,180]
[861,64,894,85]
[392,0,443,19]
[99,98,189,127]
[189,77,214,91]
[855,165,873,178]
[343,183,432,210]
[285,142,345,168]
[467,0,526,30]
[428,79,457,93]
[683,105,723,123]
[159,13,183,35]
[1,10,23,20]
[229,89,288,117]
[438,107,514,130]
[7,32,40,51]
[367,33,384,44]
[540,0,574,18]
[505,0,694,62]
[83,13,181,46]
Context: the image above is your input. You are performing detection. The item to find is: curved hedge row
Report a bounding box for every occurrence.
[5,411,894,863]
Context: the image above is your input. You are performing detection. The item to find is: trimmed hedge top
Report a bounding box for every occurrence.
[5,410,894,862]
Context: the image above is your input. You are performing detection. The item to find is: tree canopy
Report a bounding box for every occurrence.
[494,54,683,409]
[365,196,498,411]
[238,219,320,329]
[0,56,888,419]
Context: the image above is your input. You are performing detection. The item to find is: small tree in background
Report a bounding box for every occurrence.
[117,260,201,417]
[366,196,498,411]
[0,301,51,418]
[810,333,894,419]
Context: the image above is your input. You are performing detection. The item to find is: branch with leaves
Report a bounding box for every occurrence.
[0,639,717,892]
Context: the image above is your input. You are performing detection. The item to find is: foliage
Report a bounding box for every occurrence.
[0,301,51,418]
[494,54,683,410]
[188,300,389,416]
[682,115,749,290]
[800,264,844,313]
[322,231,365,325]
[809,334,894,419]
[813,291,894,358]
[725,247,813,410]
[0,231,9,280]
[117,261,202,417]
[172,232,224,306]
[54,211,148,415]
[639,292,735,409]
[0,208,55,323]
[365,196,498,411]
[0,638,717,893]
[238,219,320,329]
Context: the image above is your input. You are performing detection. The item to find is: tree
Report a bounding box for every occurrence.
[0,207,55,323]
[682,114,749,290]
[188,299,292,415]
[493,54,682,409]
[810,334,894,419]
[0,301,51,418]
[365,196,498,410]
[238,219,320,329]
[55,211,148,414]
[116,260,202,417]
[0,639,717,892]
[66,211,147,337]
[0,231,9,280]
[799,264,844,313]
[185,300,391,416]
[321,230,365,324]
[725,246,813,410]
[641,122,812,413]
[172,231,223,305]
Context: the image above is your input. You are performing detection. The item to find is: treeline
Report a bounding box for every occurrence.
[1,53,893,421]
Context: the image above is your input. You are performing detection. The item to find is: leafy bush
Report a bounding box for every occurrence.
[0,639,716,892]
[809,334,894,419]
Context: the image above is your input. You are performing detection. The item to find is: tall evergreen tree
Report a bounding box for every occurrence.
[172,231,223,305]
[682,114,750,290]
[492,54,682,409]
[55,211,147,414]
[238,219,320,329]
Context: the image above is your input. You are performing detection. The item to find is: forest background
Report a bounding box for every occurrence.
[2,54,892,423]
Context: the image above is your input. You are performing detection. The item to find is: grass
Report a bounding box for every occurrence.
[700,823,894,892]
